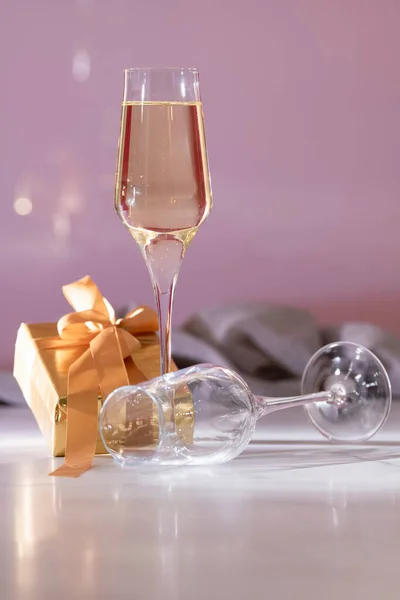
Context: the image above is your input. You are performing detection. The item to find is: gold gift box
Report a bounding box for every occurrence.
[13,277,193,463]
[14,322,159,456]
[14,321,194,458]
[14,322,101,456]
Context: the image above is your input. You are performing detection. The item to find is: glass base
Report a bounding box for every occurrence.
[301,342,392,443]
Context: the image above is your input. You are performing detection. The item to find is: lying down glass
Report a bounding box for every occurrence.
[99,342,392,467]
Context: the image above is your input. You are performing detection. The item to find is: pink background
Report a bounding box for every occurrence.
[1,0,400,367]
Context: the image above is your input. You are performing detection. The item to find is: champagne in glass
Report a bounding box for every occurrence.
[115,68,212,374]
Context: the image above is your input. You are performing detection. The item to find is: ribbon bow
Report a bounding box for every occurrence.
[50,275,160,478]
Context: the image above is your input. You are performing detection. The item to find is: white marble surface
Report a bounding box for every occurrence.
[1,403,400,600]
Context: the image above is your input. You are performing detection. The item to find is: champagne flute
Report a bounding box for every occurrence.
[99,342,392,467]
[115,68,212,374]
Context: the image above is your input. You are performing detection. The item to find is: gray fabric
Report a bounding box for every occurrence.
[171,302,400,398]
[0,371,25,406]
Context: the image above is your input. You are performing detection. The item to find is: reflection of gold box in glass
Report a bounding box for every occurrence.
[14,322,193,457]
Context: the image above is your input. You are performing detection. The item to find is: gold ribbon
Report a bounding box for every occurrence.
[49,275,161,478]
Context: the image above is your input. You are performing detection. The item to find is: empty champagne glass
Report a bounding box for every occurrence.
[99,342,392,467]
[114,68,212,375]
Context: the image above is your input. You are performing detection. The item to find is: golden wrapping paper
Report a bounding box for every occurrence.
[13,276,193,476]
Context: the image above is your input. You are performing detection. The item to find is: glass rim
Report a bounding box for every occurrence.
[124,67,199,73]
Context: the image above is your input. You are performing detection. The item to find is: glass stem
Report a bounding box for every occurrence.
[143,238,184,376]
[152,277,177,375]
[254,391,333,420]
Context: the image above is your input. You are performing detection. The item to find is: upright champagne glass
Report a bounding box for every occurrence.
[115,68,212,374]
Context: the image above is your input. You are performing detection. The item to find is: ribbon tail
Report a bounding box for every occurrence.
[50,349,99,478]
[49,462,92,478]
